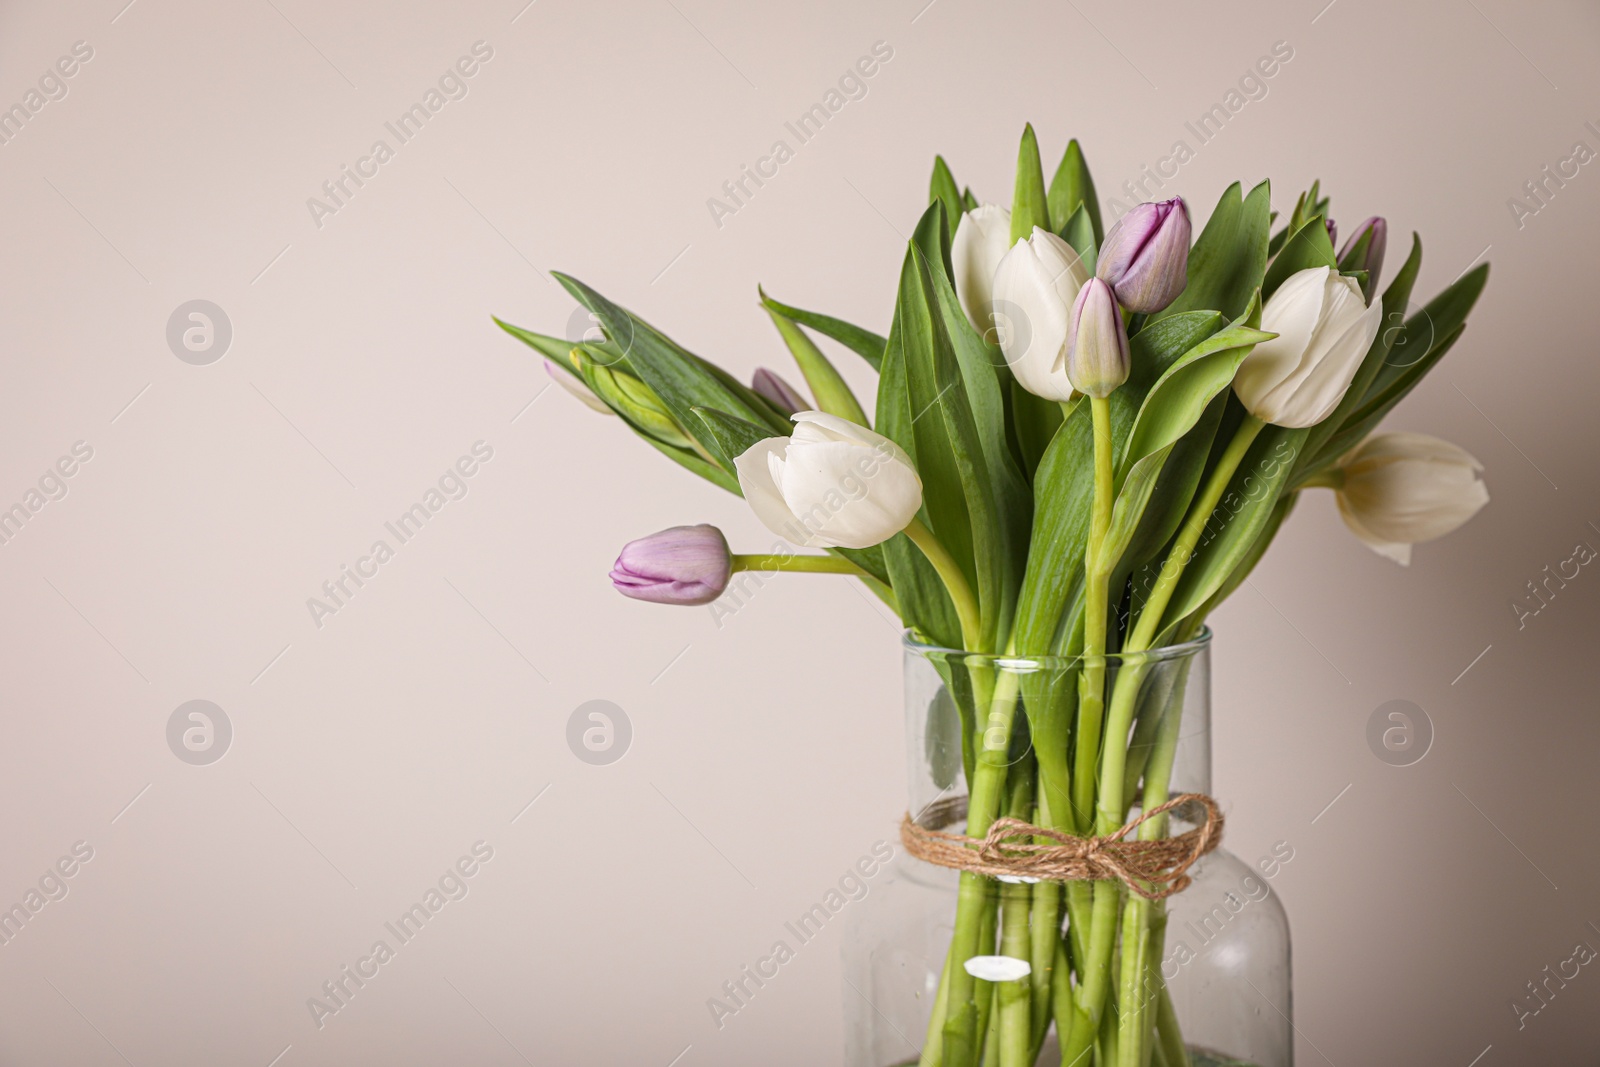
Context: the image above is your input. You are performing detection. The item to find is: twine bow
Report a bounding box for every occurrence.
[899,793,1224,901]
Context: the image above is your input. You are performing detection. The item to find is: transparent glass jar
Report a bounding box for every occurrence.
[842,631,1292,1067]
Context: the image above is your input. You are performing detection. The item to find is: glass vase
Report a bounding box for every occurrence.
[841,631,1292,1066]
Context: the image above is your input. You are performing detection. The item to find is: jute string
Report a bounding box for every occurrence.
[900,793,1224,901]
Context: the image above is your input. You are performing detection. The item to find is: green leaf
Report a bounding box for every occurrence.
[638,435,741,494]
[691,406,773,466]
[492,317,576,365]
[1262,212,1337,299]
[1156,424,1308,625]
[895,206,1014,651]
[1100,298,1270,573]
[1058,202,1097,274]
[1307,323,1467,469]
[1117,394,1228,572]
[1156,180,1271,323]
[1365,263,1488,400]
[1118,298,1268,485]
[1009,381,1062,480]
[762,307,870,426]
[876,289,961,649]
[1188,491,1299,625]
[553,275,790,473]
[1047,139,1104,244]
[931,155,964,241]
[1010,124,1051,245]
[757,288,886,372]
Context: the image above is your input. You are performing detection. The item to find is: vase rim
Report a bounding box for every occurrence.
[901,626,1212,666]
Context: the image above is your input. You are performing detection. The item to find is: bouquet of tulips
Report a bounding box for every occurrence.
[498,125,1489,1066]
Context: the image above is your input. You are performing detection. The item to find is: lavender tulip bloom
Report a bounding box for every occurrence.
[1337,216,1388,289]
[751,368,810,415]
[610,524,732,605]
[1066,278,1130,398]
[1095,197,1190,313]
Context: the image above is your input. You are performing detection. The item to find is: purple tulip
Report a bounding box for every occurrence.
[610,524,732,606]
[1066,278,1130,399]
[1324,217,1337,251]
[1337,216,1388,290]
[751,368,810,415]
[1095,197,1190,313]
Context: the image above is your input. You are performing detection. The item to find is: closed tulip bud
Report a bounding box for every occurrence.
[546,360,613,415]
[573,349,693,449]
[734,412,923,550]
[751,367,810,415]
[1066,278,1130,398]
[951,203,1013,335]
[1234,266,1384,428]
[1324,217,1337,250]
[990,227,1091,401]
[1329,432,1489,565]
[1095,197,1190,313]
[1337,216,1388,290]
[610,524,732,605]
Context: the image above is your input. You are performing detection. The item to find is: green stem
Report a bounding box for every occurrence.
[1070,396,1117,830]
[730,553,869,575]
[1060,395,1118,1067]
[904,516,985,652]
[1115,630,1199,1067]
[1129,415,1264,653]
[936,667,1018,1064]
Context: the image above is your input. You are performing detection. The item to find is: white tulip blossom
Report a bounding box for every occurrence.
[951,204,1012,335]
[734,412,923,550]
[990,227,1092,402]
[1330,432,1489,565]
[1233,266,1384,428]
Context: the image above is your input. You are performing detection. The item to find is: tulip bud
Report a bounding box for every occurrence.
[751,367,810,416]
[1066,278,1130,398]
[546,360,613,415]
[951,203,1013,335]
[610,524,732,605]
[991,227,1091,402]
[1095,197,1190,313]
[1337,216,1388,290]
[734,412,923,550]
[1234,266,1384,428]
[1324,217,1337,251]
[572,348,693,449]
[1330,432,1488,565]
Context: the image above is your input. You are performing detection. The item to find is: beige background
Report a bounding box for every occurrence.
[0,0,1597,1063]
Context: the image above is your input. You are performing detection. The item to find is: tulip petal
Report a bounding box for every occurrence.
[776,440,923,549]
[1336,495,1414,565]
[1268,294,1382,428]
[734,436,823,547]
[951,204,1012,334]
[1235,266,1328,423]
[992,232,1080,402]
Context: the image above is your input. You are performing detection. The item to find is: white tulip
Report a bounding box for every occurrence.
[951,204,1012,335]
[734,411,923,550]
[1331,432,1489,565]
[1233,266,1384,428]
[545,360,612,414]
[990,227,1091,402]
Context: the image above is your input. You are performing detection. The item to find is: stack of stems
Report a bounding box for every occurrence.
[906,412,1265,1066]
